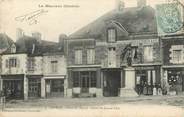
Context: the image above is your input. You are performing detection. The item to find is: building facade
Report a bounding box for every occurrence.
[0,34,67,100]
[66,1,163,97]
[162,34,184,95]
[42,53,67,98]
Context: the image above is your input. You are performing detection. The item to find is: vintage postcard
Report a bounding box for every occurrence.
[0,0,184,116]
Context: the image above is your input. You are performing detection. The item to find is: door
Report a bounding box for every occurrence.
[80,73,89,93]
[28,79,41,98]
[3,80,23,99]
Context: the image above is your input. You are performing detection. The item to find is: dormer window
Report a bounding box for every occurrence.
[107,28,116,43]
[10,44,16,53]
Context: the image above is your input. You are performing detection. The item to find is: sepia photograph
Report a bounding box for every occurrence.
[0,0,184,116]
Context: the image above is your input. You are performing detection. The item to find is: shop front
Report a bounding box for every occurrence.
[45,78,65,97]
[134,66,161,95]
[72,71,97,97]
[164,68,184,94]
[27,75,42,98]
[68,67,101,98]
[1,75,24,99]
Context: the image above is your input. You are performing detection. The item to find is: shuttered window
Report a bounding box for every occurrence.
[107,28,116,42]
[143,45,153,62]
[75,50,82,64]
[87,49,95,64]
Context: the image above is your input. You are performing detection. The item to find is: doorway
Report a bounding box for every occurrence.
[103,70,121,97]
[28,79,41,98]
[81,73,89,93]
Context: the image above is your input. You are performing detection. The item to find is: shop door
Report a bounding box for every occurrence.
[28,79,41,98]
[3,80,23,99]
[81,73,89,93]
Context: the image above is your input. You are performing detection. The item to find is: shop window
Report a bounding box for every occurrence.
[73,72,80,87]
[51,80,64,92]
[72,71,97,88]
[143,45,153,62]
[75,49,82,64]
[51,61,58,73]
[108,47,116,67]
[87,49,95,64]
[27,57,35,71]
[107,28,116,43]
[90,71,97,87]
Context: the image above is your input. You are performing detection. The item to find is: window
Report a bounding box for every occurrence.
[90,71,96,87]
[75,50,82,64]
[8,58,17,68]
[72,71,97,88]
[51,80,64,92]
[172,50,182,63]
[73,72,80,87]
[10,45,16,53]
[87,49,95,64]
[143,45,153,62]
[108,47,116,67]
[27,57,35,71]
[107,28,116,42]
[51,61,58,73]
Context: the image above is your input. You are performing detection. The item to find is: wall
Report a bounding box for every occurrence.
[67,39,96,66]
[26,56,43,75]
[43,54,67,76]
[67,37,161,68]
[162,37,184,65]
[1,54,27,75]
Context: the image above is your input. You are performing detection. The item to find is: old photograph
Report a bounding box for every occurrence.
[0,0,184,116]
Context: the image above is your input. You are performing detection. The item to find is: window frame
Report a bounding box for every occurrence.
[74,49,83,65]
[51,60,58,73]
[8,57,17,68]
[143,45,153,62]
[27,57,35,71]
[172,49,182,63]
[107,28,117,43]
[87,48,95,65]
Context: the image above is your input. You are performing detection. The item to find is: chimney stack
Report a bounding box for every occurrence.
[116,0,125,11]
[137,0,147,8]
[16,28,24,40]
[32,32,42,41]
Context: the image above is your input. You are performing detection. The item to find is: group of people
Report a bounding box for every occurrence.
[136,81,163,96]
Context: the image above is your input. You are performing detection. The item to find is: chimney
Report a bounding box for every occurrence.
[32,32,42,42]
[116,0,125,11]
[137,0,147,8]
[59,34,67,51]
[16,28,24,40]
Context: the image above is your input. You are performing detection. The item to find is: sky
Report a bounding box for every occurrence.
[0,0,170,42]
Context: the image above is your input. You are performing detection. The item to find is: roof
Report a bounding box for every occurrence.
[0,33,14,53]
[3,35,64,56]
[69,6,157,40]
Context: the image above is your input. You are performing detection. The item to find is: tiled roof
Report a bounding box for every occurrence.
[69,6,157,40]
[3,35,63,55]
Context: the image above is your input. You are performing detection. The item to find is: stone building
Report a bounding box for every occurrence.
[0,34,67,100]
[66,0,162,97]
[162,33,184,95]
